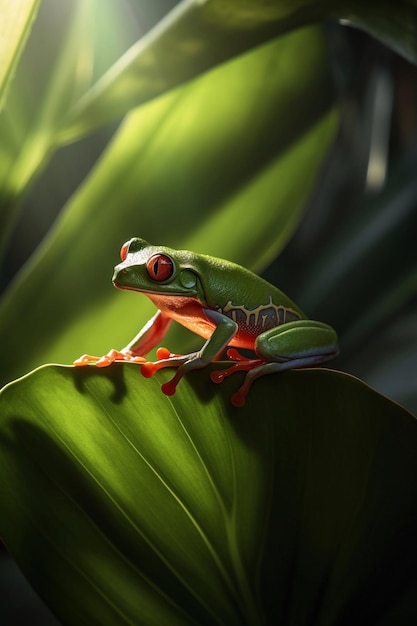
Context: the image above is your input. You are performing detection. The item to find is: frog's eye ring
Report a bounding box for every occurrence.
[147,254,175,281]
[120,241,131,261]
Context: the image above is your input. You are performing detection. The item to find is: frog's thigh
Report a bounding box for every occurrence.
[255,320,338,361]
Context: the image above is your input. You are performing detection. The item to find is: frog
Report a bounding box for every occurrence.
[74,238,339,407]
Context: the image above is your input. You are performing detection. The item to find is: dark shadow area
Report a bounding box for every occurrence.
[71,362,129,405]
[0,546,61,626]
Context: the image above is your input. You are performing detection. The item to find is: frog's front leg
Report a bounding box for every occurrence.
[73,310,172,367]
[212,320,339,407]
[141,310,238,396]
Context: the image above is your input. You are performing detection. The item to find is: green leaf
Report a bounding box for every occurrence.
[293,145,417,414]
[0,0,144,254]
[0,1,98,201]
[0,0,40,111]
[60,0,417,142]
[0,27,337,386]
[1,364,416,625]
[0,0,97,254]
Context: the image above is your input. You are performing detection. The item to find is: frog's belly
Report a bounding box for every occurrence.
[179,316,258,350]
[150,295,258,350]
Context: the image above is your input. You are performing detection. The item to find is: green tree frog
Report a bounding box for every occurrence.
[74,238,338,407]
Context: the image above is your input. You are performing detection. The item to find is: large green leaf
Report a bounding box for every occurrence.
[0,0,414,272]
[1,364,416,624]
[0,27,337,386]
[0,0,143,254]
[60,0,417,142]
[0,0,40,110]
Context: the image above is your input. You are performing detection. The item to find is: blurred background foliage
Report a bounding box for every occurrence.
[1,0,417,622]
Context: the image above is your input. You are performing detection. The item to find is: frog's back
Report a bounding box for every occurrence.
[194,253,307,324]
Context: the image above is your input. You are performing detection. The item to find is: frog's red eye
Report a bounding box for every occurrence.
[147,254,174,281]
[120,241,130,261]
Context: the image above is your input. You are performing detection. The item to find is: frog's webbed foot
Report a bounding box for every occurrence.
[73,349,146,368]
[210,349,265,382]
[210,349,269,407]
[211,348,336,407]
[140,347,206,397]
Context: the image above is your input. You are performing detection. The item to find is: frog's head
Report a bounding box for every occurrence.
[112,238,203,299]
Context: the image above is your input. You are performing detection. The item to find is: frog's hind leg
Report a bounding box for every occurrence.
[212,320,338,407]
[210,349,265,383]
[230,353,333,408]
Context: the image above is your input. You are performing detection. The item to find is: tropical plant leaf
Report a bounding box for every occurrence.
[0,0,148,255]
[0,364,416,625]
[59,0,417,142]
[0,0,97,253]
[0,27,337,387]
[289,138,417,414]
[0,0,40,111]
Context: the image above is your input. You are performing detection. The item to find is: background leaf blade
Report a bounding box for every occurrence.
[0,0,40,110]
[60,0,417,141]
